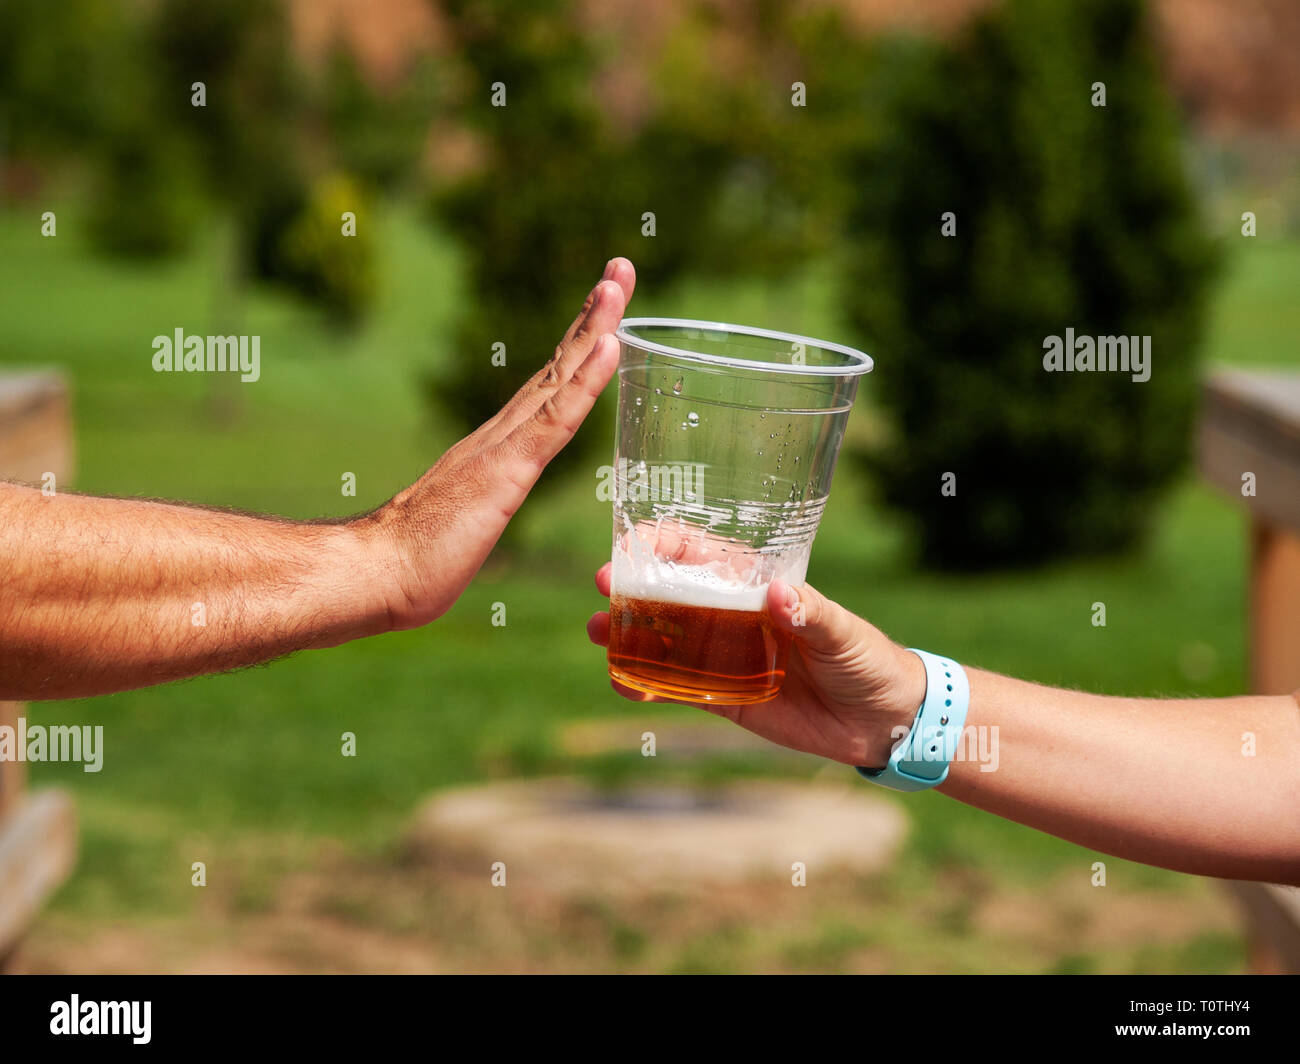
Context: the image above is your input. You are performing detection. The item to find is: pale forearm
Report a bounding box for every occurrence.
[0,482,392,699]
[940,668,1300,883]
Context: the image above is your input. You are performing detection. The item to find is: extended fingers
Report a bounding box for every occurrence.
[557,259,634,358]
[595,562,612,598]
[553,277,627,381]
[476,260,634,449]
[605,256,636,304]
[549,259,632,390]
[495,333,620,491]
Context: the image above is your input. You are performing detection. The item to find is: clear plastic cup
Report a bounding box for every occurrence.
[607,317,873,705]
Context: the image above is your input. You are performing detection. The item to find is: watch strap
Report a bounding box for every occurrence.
[856,649,970,792]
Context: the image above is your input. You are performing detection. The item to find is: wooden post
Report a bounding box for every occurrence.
[0,703,24,819]
[0,371,78,967]
[1249,522,1300,696]
[0,371,73,489]
[1197,368,1300,974]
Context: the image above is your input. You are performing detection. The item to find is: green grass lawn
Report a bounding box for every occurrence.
[3,202,1294,972]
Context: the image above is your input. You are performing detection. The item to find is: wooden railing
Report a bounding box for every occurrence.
[1198,368,1300,974]
[0,371,78,970]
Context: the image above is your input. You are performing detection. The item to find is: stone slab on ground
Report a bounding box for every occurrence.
[408,778,908,891]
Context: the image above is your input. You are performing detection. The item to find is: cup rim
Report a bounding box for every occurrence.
[616,317,874,377]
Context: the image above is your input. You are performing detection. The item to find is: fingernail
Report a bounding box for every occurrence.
[785,583,799,609]
[602,258,616,280]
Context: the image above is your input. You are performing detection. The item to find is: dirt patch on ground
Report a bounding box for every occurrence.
[976,874,1239,952]
[14,838,1243,974]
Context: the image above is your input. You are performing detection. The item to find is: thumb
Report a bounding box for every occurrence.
[768,579,862,658]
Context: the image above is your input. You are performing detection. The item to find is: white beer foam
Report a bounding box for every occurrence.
[611,551,771,612]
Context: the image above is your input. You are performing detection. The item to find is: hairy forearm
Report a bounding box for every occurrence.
[0,482,393,699]
[939,668,1300,884]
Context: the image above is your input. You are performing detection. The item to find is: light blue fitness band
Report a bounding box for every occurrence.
[856,649,970,792]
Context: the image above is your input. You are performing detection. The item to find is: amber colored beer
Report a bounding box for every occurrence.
[607,593,792,704]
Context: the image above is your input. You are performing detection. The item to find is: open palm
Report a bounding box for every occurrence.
[370,259,635,630]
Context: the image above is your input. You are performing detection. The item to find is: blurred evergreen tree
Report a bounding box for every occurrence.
[844,0,1216,569]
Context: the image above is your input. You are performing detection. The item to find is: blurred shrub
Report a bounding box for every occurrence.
[247,171,311,286]
[3,0,404,328]
[427,0,645,471]
[151,0,312,269]
[277,173,376,325]
[0,0,135,160]
[0,0,204,252]
[427,0,878,472]
[643,3,883,278]
[151,0,380,325]
[845,0,1216,569]
[149,0,302,200]
[318,45,440,193]
[86,122,200,258]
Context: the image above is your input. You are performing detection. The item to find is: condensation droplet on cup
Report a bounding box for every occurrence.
[687,411,699,427]
[672,378,683,395]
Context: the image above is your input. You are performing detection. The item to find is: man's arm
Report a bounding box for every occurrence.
[0,485,392,699]
[1,258,636,701]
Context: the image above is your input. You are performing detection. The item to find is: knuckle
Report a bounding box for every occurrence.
[535,393,579,440]
[804,591,825,627]
[541,349,563,386]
